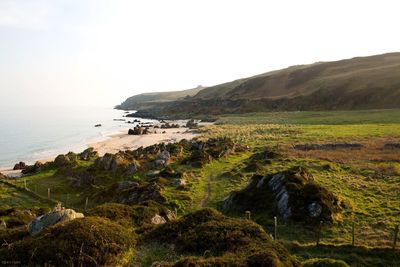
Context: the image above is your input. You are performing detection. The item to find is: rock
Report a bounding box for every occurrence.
[115,182,167,205]
[95,153,114,170]
[308,202,323,218]
[157,150,171,162]
[128,126,148,135]
[94,124,102,127]
[186,119,198,129]
[54,152,77,167]
[13,161,26,170]
[79,147,98,160]
[28,208,84,235]
[222,167,340,223]
[0,220,6,229]
[125,162,140,175]
[21,161,43,175]
[151,214,167,225]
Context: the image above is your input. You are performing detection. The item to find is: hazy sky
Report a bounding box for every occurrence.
[1,0,399,107]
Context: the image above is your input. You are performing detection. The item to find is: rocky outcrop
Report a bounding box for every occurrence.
[114,182,167,205]
[54,152,78,167]
[222,167,341,223]
[128,126,149,135]
[21,161,43,175]
[79,147,98,160]
[13,162,26,170]
[28,206,84,235]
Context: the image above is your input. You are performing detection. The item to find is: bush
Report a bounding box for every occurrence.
[0,216,136,266]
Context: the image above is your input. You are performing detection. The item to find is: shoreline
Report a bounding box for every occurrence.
[0,121,200,178]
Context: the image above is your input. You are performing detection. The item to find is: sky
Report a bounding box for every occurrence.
[0,0,399,107]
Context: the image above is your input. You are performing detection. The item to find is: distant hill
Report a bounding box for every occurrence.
[116,86,204,110]
[117,52,400,118]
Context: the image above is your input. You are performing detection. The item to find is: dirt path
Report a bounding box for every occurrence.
[200,175,212,208]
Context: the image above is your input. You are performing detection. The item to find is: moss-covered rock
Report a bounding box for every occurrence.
[0,216,136,266]
[223,167,341,223]
[143,209,300,266]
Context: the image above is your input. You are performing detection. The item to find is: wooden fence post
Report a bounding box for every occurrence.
[47,188,50,199]
[393,225,399,250]
[84,197,89,211]
[245,211,251,220]
[351,221,355,246]
[316,221,323,246]
[24,179,27,189]
[274,216,278,240]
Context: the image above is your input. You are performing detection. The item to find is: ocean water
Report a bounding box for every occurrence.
[0,106,138,168]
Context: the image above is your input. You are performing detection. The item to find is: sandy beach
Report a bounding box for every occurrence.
[0,123,199,178]
[89,127,198,156]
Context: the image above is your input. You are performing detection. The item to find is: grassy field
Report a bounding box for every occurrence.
[1,109,400,266]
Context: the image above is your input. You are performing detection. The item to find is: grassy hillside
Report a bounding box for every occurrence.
[116,86,204,110]
[124,52,400,119]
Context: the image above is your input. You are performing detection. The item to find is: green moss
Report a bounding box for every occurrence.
[0,216,136,266]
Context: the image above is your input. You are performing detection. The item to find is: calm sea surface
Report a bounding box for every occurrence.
[0,106,133,168]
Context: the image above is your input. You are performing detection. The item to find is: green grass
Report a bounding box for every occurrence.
[216,109,400,125]
[0,182,50,209]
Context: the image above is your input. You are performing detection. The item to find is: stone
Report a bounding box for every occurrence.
[13,162,26,170]
[151,214,166,225]
[54,154,71,167]
[21,161,43,175]
[28,208,84,235]
[125,162,140,175]
[308,202,323,218]
[79,148,98,160]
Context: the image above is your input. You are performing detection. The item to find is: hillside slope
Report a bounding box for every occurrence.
[116,86,204,110]
[118,53,400,118]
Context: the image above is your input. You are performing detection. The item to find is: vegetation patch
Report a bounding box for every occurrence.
[0,216,136,266]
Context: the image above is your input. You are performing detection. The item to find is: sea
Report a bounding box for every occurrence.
[0,106,143,168]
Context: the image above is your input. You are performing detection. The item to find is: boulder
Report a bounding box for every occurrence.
[21,161,43,175]
[28,208,84,235]
[54,154,71,167]
[222,167,341,223]
[13,162,26,170]
[79,147,98,160]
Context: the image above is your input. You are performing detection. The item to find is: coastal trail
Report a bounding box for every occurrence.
[200,175,213,208]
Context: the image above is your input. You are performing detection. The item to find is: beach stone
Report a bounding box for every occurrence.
[28,208,84,235]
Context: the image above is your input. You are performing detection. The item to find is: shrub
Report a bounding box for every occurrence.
[303,258,350,267]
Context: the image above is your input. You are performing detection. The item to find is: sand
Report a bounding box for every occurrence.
[0,125,199,178]
[89,127,198,156]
